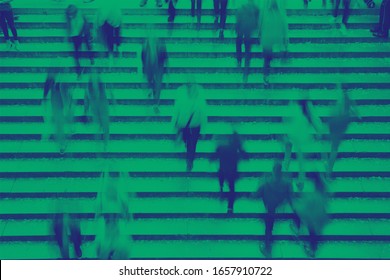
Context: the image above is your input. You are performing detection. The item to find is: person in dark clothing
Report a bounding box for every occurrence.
[191,0,202,30]
[66,4,94,77]
[214,0,228,38]
[327,86,360,175]
[166,0,178,22]
[255,162,293,258]
[214,132,246,214]
[97,3,122,67]
[331,0,351,33]
[142,36,168,113]
[0,0,19,50]
[290,173,329,258]
[53,213,82,259]
[235,0,259,82]
[43,71,73,154]
[173,81,207,171]
[371,0,390,38]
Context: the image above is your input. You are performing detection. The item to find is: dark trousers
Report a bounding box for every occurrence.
[168,0,176,22]
[146,68,163,102]
[54,218,82,259]
[213,0,228,30]
[264,209,276,252]
[334,0,351,25]
[182,126,200,168]
[0,10,18,41]
[293,214,318,253]
[377,0,390,34]
[236,32,252,75]
[191,0,202,24]
[263,47,272,78]
[71,33,93,75]
[218,171,236,213]
[102,21,121,54]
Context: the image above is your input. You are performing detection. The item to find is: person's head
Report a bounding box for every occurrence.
[66,5,78,19]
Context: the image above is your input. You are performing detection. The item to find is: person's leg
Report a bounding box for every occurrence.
[186,126,200,171]
[328,136,342,175]
[83,24,94,64]
[220,0,228,31]
[197,0,202,26]
[72,36,83,76]
[283,140,292,170]
[218,171,225,192]
[4,10,18,42]
[0,11,10,41]
[213,0,220,24]
[263,47,272,85]
[263,210,275,256]
[70,221,83,258]
[139,0,148,7]
[236,32,243,65]
[114,26,121,51]
[168,0,176,22]
[153,68,163,108]
[227,177,235,214]
[342,0,351,25]
[191,0,195,17]
[308,227,318,257]
[243,33,252,79]
[333,0,341,17]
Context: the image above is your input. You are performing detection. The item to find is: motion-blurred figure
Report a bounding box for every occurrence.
[173,80,207,171]
[213,0,228,38]
[327,86,359,175]
[213,131,246,214]
[330,0,351,34]
[95,170,131,259]
[290,173,329,258]
[370,0,390,38]
[97,2,122,67]
[191,0,202,30]
[283,99,324,189]
[166,0,178,23]
[66,4,94,77]
[255,161,293,258]
[235,0,259,82]
[142,36,168,113]
[84,72,114,152]
[43,70,73,154]
[259,0,288,86]
[0,0,19,50]
[53,202,82,259]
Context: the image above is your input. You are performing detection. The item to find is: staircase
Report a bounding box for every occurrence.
[0,0,389,259]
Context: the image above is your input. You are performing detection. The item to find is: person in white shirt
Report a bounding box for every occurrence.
[97,2,122,66]
[66,4,94,76]
[172,81,207,171]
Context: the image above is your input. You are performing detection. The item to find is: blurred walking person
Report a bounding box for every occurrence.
[254,161,293,258]
[290,173,329,258]
[235,0,259,82]
[166,0,178,23]
[259,0,288,86]
[214,0,228,38]
[283,99,325,189]
[0,0,19,50]
[43,70,73,154]
[66,4,94,77]
[97,2,122,67]
[95,170,131,259]
[84,72,114,152]
[213,131,246,214]
[327,86,360,175]
[142,36,168,113]
[330,0,351,33]
[191,0,202,30]
[370,0,390,38]
[53,203,82,260]
[173,80,207,172]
